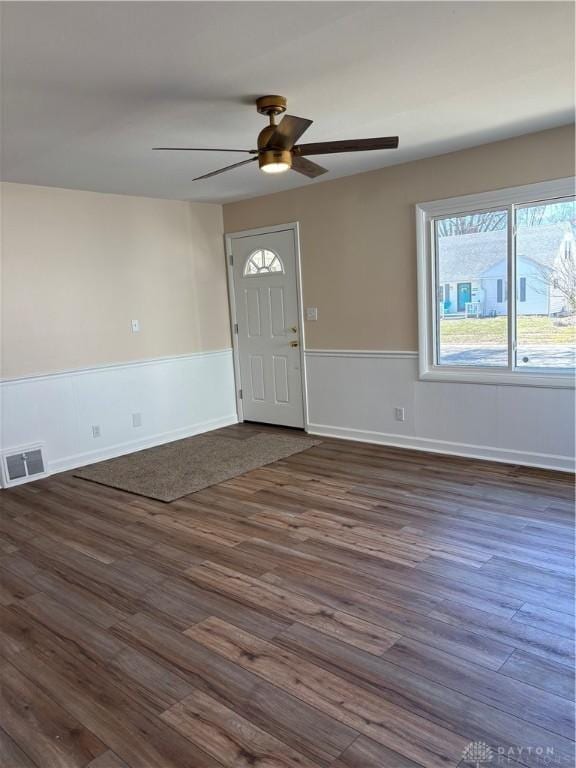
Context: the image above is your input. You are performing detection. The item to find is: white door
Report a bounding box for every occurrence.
[229,227,304,428]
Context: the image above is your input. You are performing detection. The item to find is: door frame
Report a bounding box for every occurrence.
[224,222,309,431]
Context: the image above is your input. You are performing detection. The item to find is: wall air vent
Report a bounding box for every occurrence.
[1,444,47,488]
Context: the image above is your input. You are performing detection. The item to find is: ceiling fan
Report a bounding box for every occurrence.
[153,95,399,181]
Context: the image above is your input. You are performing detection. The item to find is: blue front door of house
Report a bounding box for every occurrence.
[457,282,471,312]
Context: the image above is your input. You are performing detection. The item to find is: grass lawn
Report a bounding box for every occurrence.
[439,315,576,345]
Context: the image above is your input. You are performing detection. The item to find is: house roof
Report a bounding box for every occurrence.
[437,224,573,282]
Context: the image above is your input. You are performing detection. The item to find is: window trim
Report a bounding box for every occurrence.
[416,177,575,388]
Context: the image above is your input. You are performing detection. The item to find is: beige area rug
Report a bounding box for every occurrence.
[74,431,321,502]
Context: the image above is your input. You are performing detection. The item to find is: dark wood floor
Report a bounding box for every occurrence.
[0,423,574,768]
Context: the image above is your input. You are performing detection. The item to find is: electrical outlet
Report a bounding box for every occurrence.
[132,412,142,428]
[91,425,101,438]
[394,407,406,422]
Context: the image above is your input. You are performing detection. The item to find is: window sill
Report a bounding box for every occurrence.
[420,368,575,389]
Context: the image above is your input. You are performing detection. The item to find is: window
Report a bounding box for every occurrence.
[515,199,576,369]
[417,178,575,386]
[435,210,508,367]
[519,277,526,303]
[244,248,283,276]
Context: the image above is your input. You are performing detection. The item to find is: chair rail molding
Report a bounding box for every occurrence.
[305,349,418,359]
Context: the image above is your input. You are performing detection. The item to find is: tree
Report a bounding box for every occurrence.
[436,211,506,237]
[533,240,576,315]
[437,202,575,238]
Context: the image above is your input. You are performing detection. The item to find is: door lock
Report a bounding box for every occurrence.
[289,341,299,348]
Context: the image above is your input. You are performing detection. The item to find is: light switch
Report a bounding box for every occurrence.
[131,319,140,333]
[305,307,318,321]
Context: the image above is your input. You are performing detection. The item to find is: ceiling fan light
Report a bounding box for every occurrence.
[261,162,290,174]
[259,149,292,174]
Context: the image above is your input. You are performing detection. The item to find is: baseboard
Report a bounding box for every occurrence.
[307,423,575,473]
[48,414,239,477]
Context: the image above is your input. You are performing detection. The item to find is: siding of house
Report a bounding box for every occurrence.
[518,260,550,316]
[443,259,554,318]
[483,274,506,316]
[481,258,549,316]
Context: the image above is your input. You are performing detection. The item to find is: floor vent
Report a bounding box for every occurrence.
[1,445,47,487]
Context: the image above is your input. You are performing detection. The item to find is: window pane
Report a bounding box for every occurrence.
[515,198,576,370]
[435,210,508,367]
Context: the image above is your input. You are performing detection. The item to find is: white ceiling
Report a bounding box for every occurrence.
[1,1,574,204]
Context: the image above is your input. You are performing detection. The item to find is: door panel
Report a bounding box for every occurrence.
[231,228,304,428]
[245,290,261,337]
[249,355,266,401]
[273,356,290,403]
[269,286,286,337]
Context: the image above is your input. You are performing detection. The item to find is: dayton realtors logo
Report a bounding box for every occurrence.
[462,742,494,768]
[462,742,561,767]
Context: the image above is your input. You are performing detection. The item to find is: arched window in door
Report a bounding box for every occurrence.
[244,248,284,276]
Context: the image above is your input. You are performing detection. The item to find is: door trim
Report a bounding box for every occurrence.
[224,222,309,431]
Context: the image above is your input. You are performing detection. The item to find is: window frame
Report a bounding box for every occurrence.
[416,177,575,388]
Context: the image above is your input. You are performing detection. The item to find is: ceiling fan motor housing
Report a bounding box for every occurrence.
[255,95,287,117]
[257,115,293,171]
[257,124,277,149]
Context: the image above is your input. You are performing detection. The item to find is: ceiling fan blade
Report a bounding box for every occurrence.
[291,155,328,179]
[265,115,313,150]
[193,157,257,181]
[295,137,399,156]
[154,147,255,153]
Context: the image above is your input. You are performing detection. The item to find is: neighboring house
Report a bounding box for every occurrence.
[437,224,575,317]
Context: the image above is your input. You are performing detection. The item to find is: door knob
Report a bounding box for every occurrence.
[289,326,298,333]
[289,341,299,348]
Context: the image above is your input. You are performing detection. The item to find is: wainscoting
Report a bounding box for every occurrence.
[2,347,572,487]
[305,350,575,472]
[0,349,237,486]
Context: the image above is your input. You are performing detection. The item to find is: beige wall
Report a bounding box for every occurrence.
[1,183,230,378]
[3,126,573,379]
[224,125,575,350]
